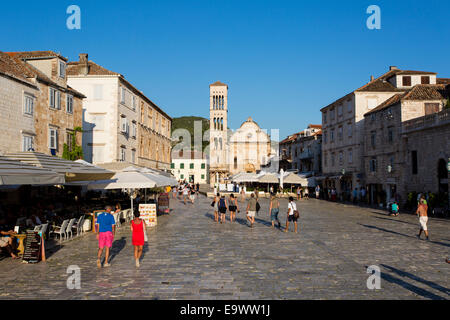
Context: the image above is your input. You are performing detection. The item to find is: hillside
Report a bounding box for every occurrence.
[171,116,210,151]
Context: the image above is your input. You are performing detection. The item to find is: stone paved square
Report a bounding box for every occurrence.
[0,195,448,300]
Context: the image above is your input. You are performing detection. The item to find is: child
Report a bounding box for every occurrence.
[391,202,399,216]
[130,209,146,267]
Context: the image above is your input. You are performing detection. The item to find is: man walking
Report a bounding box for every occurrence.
[315,185,320,199]
[246,193,257,228]
[285,196,298,233]
[416,198,430,240]
[96,205,116,268]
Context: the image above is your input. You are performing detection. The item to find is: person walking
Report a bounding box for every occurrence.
[218,194,228,224]
[130,209,146,268]
[240,186,246,202]
[304,187,309,200]
[296,186,302,200]
[246,193,257,228]
[285,196,298,233]
[228,194,239,223]
[416,198,430,240]
[213,193,220,223]
[190,185,196,204]
[315,185,320,199]
[269,194,281,228]
[172,185,177,199]
[96,205,116,268]
[182,185,190,205]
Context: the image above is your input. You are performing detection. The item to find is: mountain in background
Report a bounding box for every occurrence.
[171,116,210,152]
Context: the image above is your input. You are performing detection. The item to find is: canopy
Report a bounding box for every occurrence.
[258,173,279,184]
[283,172,317,187]
[231,172,260,183]
[6,152,114,182]
[0,156,64,185]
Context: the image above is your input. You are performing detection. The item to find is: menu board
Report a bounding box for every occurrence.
[139,204,157,227]
[22,231,42,263]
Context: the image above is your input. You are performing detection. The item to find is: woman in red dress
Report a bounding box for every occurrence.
[130,210,146,268]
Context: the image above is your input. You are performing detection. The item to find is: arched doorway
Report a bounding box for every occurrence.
[438,159,448,194]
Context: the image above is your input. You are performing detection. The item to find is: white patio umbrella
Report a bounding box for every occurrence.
[280,169,284,189]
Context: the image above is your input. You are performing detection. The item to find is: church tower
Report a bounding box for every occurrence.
[209,81,229,185]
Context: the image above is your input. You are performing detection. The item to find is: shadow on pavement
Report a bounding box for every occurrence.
[372,216,417,225]
[380,264,450,297]
[109,237,126,263]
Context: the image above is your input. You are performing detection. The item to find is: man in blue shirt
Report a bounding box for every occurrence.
[96,205,116,268]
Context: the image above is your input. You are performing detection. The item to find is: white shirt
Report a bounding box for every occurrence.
[288,202,297,215]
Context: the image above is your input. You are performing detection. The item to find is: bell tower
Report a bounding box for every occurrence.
[209,81,228,185]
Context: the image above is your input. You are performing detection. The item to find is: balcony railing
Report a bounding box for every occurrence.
[402,108,450,133]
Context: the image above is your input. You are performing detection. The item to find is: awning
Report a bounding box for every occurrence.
[0,156,64,185]
[231,172,260,183]
[258,173,279,184]
[283,172,317,187]
[5,152,114,182]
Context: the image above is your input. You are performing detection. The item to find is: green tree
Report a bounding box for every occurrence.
[62,127,83,160]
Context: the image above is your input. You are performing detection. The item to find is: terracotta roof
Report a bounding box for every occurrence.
[364,93,404,116]
[5,53,85,98]
[308,124,322,129]
[67,61,121,76]
[7,51,68,62]
[389,70,437,76]
[0,51,37,87]
[437,78,450,84]
[209,81,228,87]
[402,84,449,101]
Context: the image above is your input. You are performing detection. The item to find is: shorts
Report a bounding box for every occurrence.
[419,216,428,231]
[247,211,256,218]
[229,205,237,212]
[219,207,227,214]
[288,215,298,222]
[270,208,279,221]
[98,231,113,248]
[190,195,195,200]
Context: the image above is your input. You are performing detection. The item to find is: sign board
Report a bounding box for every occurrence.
[139,203,157,227]
[22,231,42,263]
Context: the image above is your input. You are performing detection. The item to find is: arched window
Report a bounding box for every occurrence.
[221,95,224,109]
[234,156,237,169]
[219,138,222,150]
[214,137,218,150]
[221,118,224,131]
[213,118,216,130]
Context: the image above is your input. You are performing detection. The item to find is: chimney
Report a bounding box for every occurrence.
[79,53,89,76]
[370,75,374,82]
[389,66,399,71]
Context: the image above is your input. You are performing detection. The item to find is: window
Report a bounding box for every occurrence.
[424,103,439,115]
[121,87,126,104]
[94,85,103,100]
[330,129,334,142]
[347,101,352,113]
[421,76,430,84]
[338,105,343,116]
[91,114,105,131]
[389,156,394,170]
[180,163,184,169]
[324,153,327,166]
[66,94,73,114]
[120,116,129,134]
[330,108,335,120]
[132,96,136,110]
[180,174,184,179]
[201,174,205,180]
[388,127,394,143]
[131,149,136,163]
[412,151,418,175]
[171,163,175,169]
[49,128,58,150]
[339,151,343,165]
[367,98,377,110]
[370,113,375,122]
[348,123,352,137]
[402,76,411,86]
[22,135,33,152]
[323,131,327,144]
[348,150,353,164]
[66,132,74,152]
[323,112,327,124]
[92,145,104,163]
[190,163,194,169]
[24,94,34,115]
[120,147,126,162]
[338,126,343,140]
[59,61,66,78]
[132,122,137,138]
[331,153,335,166]
[201,163,205,169]
[371,131,376,147]
[49,88,56,108]
[370,157,377,172]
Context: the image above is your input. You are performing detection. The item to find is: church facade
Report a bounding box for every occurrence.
[208,81,275,186]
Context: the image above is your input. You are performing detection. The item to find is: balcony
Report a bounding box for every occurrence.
[402,109,450,133]
[299,151,314,160]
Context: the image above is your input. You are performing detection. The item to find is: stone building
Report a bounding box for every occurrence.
[5,51,85,157]
[171,151,208,184]
[208,81,275,185]
[279,125,322,175]
[321,66,437,199]
[363,83,449,205]
[67,54,172,170]
[0,52,39,154]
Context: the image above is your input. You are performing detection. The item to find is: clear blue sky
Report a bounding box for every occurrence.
[1,0,449,139]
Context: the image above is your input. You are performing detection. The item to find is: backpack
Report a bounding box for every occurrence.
[219,198,226,209]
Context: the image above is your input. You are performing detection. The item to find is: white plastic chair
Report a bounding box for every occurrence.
[33,224,42,232]
[72,216,84,236]
[50,219,69,243]
[65,218,76,240]
[39,223,48,239]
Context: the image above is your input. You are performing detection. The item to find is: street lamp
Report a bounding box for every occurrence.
[387,165,392,173]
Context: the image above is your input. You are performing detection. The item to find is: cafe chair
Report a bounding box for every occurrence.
[65,218,77,240]
[72,216,85,237]
[50,219,69,243]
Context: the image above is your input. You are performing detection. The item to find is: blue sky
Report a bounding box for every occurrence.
[1,0,449,139]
